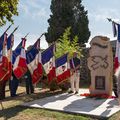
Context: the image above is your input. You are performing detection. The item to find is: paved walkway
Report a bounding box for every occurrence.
[22,89,120,118]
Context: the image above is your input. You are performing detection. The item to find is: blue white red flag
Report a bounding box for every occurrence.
[26,39,43,84]
[114,24,120,72]
[55,53,70,84]
[3,34,14,80]
[112,22,117,37]
[41,44,56,83]
[12,38,27,79]
[0,33,9,81]
[117,24,120,42]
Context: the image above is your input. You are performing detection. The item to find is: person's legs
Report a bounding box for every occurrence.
[0,80,6,100]
[29,79,34,94]
[14,79,19,96]
[69,73,75,93]
[9,80,15,97]
[75,72,80,93]
[26,79,30,94]
[2,80,7,98]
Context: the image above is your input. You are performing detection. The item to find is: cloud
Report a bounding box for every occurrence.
[26,34,48,49]
[26,0,41,9]
[32,8,49,19]
[89,8,120,22]
[13,32,48,50]
[18,2,29,16]
[26,0,50,9]
[18,0,50,20]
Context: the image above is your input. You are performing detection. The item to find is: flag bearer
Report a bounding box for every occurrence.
[69,52,80,94]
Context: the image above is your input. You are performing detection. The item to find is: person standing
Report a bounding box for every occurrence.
[24,69,34,94]
[69,52,80,94]
[9,71,19,97]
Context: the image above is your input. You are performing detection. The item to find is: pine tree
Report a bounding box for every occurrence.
[45,0,90,46]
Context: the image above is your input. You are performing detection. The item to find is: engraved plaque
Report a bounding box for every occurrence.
[95,76,105,90]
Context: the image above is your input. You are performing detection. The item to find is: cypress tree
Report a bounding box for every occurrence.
[45,0,90,46]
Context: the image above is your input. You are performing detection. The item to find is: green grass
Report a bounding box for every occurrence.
[0,106,92,120]
[0,85,120,120]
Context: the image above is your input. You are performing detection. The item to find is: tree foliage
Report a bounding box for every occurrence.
[45,0,90,46]
[55,27,82,59]
[0,0,19,26]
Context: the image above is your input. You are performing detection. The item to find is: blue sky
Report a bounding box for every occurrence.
[0,0,120,49]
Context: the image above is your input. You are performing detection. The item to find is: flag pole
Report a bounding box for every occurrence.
[107,18,119,25]
[11,26,19,35]
[9,26,19,36]
[36,33,45,50]
[24,33,29,39]
[0,24,12,38]
[38,32,45,40]
[4,24,12,34]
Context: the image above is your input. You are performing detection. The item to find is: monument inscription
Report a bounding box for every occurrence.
[95,76,105,90]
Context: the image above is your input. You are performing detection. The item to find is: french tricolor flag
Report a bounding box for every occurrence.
[12,38,27,79]
[55,53,70,84]
[41,44,56,83]
[114,24,120,73]
[112,22,117,37]
[3,34,14,80]
[26,39,43,84]
[0,33,9,81]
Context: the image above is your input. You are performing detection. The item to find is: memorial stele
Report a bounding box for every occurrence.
[87,36,113,96]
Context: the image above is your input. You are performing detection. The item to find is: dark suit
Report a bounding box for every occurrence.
[9,72,19,97]
[24,70,34,94]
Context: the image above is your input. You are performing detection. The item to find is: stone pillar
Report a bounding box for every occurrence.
[87,36,113,96]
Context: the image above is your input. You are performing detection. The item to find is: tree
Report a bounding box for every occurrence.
[55,27,82,59]
[0,0,19,26]
[45,0,90,46]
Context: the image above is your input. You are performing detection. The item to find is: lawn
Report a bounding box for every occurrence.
[0,83,120,120]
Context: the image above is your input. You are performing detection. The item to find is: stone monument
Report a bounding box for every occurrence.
[87,36,113,96]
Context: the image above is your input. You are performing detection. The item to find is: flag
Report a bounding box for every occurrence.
[12,38,27,79]
[56,53,70,84]
[112,22,117,37]
[117,24,120,42]
[41,44,56,83]
[0,33,9,81]
[3,34,14,80]
[114,24,120,72]
[114,40,120,72]
[26,39,43,84]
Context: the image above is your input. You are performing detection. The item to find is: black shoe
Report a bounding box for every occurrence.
[68,90,74,94]
[11,94,18,97]
[0,97,5,100]
[74,91,78,94]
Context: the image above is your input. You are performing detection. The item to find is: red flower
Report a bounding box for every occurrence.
[80,93,116,99]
